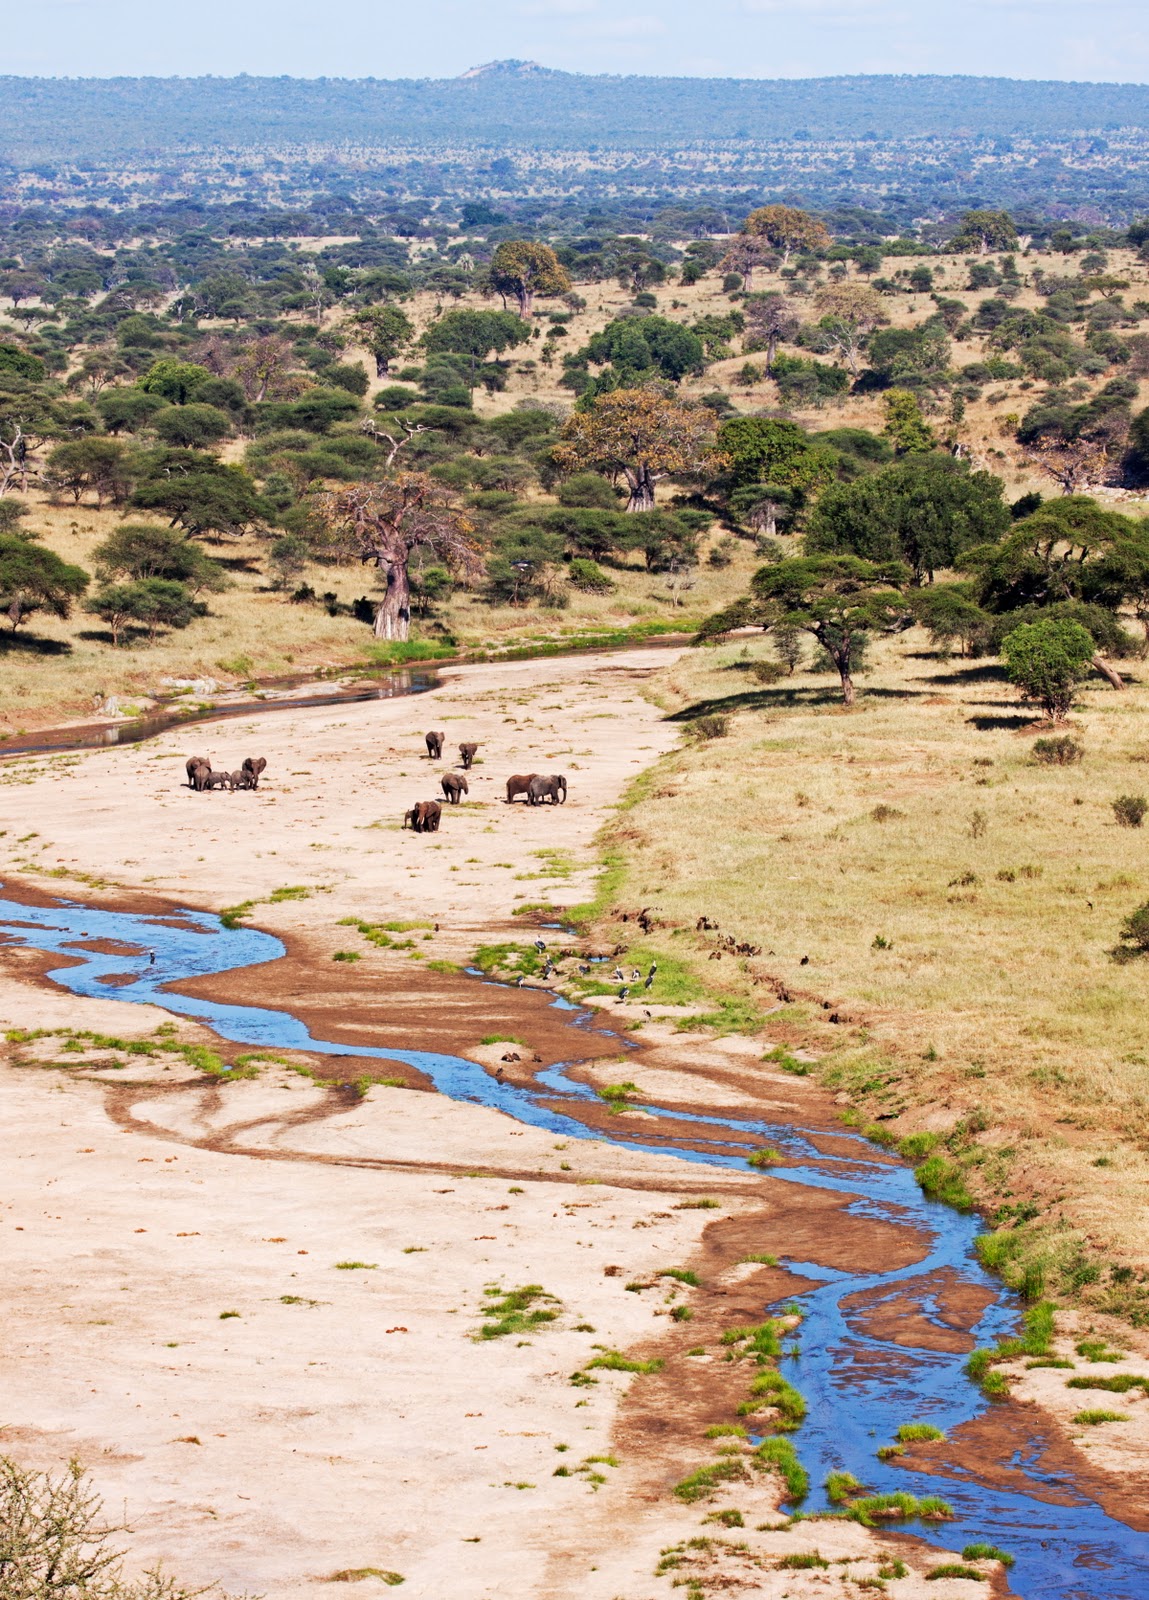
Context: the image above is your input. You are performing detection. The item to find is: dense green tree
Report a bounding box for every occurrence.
[489,240,571,318]
[0,534,88,630]
[808,453,1010,582]
[347,306,415,377]
[949,209,1019,254]
[580,315,704,385]
[96,386,165,434]
[882,389,937,454]
[152,403,232,449]
[1001,617,1095,721]
[91,523,229,594]
[423,309,530,361]
[557,471,620,509]
[139,359,211,405]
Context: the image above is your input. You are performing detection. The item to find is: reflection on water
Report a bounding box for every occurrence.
[1,887,1146,1598]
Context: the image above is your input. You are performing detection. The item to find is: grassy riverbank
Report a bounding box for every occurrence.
[569,628,1149,1328]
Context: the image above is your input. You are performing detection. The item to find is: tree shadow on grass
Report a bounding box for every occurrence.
[920,663,1009,685]
[666,684,925,720]
[0,631,72,656]
[966,712,1036,731]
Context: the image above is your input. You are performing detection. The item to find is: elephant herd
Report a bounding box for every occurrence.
[407,732,568,832]
[185,755,267,792]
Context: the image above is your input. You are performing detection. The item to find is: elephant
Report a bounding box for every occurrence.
[404,800,442,833]
[528,774,567,806]
[459,742,479,770]
[505,773,539,804]
[242,756,267,788]
[441,773,468,804]
[229,770,254,790]
[425,731,445,759]
[205,770,233,791]
[186,756,211,791]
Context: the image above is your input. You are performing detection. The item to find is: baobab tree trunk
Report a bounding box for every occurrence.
[373,558,412,641]
[516,288,534,318]
[625,464,657,513]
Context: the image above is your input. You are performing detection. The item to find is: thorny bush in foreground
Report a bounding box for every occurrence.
[0,1456,256,1599]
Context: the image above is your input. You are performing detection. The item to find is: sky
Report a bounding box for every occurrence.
[8,0,1149,83]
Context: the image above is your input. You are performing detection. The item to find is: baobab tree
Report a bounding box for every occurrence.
[489,240,571,318]
[553,388,719,513]
[740,205,831,262]
[812,284,886,377]
[315,475,481,640]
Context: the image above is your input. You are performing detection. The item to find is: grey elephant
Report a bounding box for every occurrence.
[404,800,442,833]
[459,742,479,770]
[527,774,567,805]
[505,773,539,804]
[242,756,267,788]
[186,756,212,791]
[441,773,468,803]
[425,731,445,759]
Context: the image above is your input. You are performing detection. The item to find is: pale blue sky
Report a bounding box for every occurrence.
[10,0,1148,82]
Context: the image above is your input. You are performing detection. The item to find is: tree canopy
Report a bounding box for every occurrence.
[553,388,718,512]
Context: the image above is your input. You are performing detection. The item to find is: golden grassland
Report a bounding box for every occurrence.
[581,629,1149,1323]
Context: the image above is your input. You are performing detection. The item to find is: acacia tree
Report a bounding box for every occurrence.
[347,306,415,377]
[315,474,481,640]
[0,534,88,630]
[740,205,831,262]
[812,284,886,377]
[489,240,571,318]
[553,388,718,513]
[696,554,908,705]
[232,334,306,401]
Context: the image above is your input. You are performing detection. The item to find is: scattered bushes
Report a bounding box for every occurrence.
[685,713,730,741]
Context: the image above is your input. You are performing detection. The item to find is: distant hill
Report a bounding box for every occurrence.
[2,68,1149,163]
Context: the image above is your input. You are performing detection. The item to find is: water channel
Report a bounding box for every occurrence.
[1,889,1146,1597]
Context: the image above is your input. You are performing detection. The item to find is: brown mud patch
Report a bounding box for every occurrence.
[61,938,146,957]
[899,1405,1149,1534]
[841,1268,998,1354]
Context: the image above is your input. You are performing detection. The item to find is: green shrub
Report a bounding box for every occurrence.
[686,713,730,742]
[824,1470,862,1504]
[673,1457,748,1502]
[585,1349,662,1374]
[477,1284,561,1340]
[1073,1409,1127,1425]
[737,1368,806,1429]
[927,1566,983,1581]
[1113,794,1148,828]
[1033,735,1083,765]
[777,1552,828,1570]
[914,1154,974,1211]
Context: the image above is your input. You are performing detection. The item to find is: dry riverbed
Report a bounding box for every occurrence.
[0,646,1140,1598]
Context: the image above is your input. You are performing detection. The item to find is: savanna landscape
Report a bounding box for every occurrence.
[2,64,1149,1600]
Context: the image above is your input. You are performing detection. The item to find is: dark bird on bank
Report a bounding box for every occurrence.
[800,955,809,965]
[578,963,591,975]
[618,985,630,1001]
[534,937,546,953]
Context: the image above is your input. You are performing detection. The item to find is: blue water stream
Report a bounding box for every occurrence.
[1,888,1145,1597]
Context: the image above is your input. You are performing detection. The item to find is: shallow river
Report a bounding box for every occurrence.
[1,889,1146,1598]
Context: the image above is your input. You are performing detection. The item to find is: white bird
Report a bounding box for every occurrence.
[612,967,625,983]
[630,968,641,982]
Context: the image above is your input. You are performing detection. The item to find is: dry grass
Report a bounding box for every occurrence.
[589,629,1149,1304]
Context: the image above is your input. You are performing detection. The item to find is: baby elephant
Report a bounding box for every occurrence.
[404,800,442,833]
[205,770,233,791]
[229,769,254,790]
[528,774,567,806]
[425,731,445,759]
[441,773,468,804]
[459,742,479,770]
[186,756,211,791]
[242,756,267,788]
[505,772,538,804]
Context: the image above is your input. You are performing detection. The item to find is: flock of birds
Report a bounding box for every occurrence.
[519,936,658,1011]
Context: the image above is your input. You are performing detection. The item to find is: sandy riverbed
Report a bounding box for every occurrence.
[0,647,1137,1599]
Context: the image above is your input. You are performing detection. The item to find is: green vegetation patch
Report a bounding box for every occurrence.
[476,1283,561,1340]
